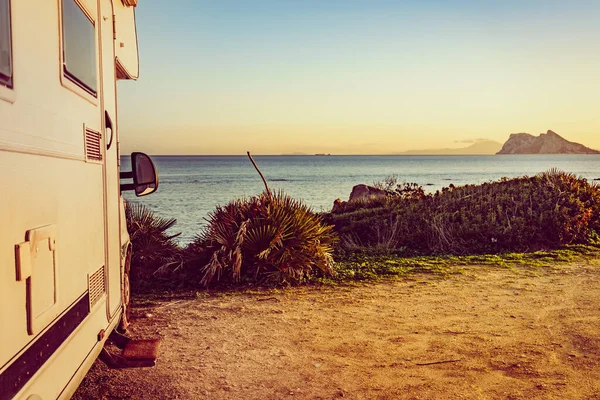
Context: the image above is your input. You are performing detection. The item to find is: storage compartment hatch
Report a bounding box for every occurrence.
[15,224,60,335]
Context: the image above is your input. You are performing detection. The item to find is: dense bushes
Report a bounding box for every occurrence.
[327,170,600,255]
[126,192,336,289]
[125,202,183,291]
[185,191,337,286]
[126,170,600,290]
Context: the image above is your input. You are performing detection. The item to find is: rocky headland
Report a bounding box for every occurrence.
[497,130,599,155]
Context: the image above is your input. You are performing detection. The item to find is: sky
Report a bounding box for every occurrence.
[118,0,600,155]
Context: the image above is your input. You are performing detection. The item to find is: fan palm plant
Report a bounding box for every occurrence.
[188,191,338,286]
[125,202,183,290]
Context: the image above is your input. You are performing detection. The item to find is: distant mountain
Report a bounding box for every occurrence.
[497,130,599,155]
[399,140,503,155]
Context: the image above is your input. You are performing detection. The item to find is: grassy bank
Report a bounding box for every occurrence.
[327,170,600,255]
[324,244,600,284]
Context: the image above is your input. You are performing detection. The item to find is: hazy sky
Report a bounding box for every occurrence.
[118,0,600,155]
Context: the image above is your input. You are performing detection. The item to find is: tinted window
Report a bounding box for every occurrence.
[0,0,12,88]
[62,0,97,95]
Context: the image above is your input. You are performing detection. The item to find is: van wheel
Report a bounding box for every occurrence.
[118,247,132,332]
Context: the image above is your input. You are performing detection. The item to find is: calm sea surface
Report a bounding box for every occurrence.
[122,155,600,244]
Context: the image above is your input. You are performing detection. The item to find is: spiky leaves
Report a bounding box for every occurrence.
[190,191,338,286]
[125,202,183,290]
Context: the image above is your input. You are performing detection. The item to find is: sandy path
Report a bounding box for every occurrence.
[74,262,600,399]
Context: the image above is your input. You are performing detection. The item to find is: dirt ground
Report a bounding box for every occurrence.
[74,261,600,400]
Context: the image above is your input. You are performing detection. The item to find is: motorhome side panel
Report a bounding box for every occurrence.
[0,0,126,398]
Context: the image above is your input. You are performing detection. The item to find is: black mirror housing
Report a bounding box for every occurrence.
[120,152,158,196]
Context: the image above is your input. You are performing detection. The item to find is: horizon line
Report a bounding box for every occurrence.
[118,153,600,157]
[133,153,504,157]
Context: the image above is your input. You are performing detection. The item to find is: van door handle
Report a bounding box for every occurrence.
[105,111,114,150]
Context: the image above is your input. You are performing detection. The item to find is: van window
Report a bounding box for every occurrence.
[62,0,97,95]
[0,0,12,88]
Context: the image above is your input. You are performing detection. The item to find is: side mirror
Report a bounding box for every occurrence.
[120,152,158,196]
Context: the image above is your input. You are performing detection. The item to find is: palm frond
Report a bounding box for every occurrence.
[187,190,338,286]
[125,202,183,291]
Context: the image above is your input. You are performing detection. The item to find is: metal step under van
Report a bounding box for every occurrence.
[99,331,161,369]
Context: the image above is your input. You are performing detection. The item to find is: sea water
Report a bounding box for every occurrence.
[122,154,600,244]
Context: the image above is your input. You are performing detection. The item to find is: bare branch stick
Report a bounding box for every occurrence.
[415,358,463,366]
[247,151,270,195]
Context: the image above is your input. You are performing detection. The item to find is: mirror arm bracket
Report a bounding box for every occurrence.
[119,152,158,196]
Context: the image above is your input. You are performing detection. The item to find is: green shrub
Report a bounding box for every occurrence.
[328,170,600,255]
[373,176,428,201]
[125,202,183,291]
[187,191,338,286]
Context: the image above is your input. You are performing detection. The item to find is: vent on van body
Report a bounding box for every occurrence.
[88,265,106,308]
[84,128,103,162]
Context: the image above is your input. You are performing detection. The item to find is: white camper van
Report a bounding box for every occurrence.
[0,1,159,399]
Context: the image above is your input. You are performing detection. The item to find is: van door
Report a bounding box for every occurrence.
[99,0,122,319]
